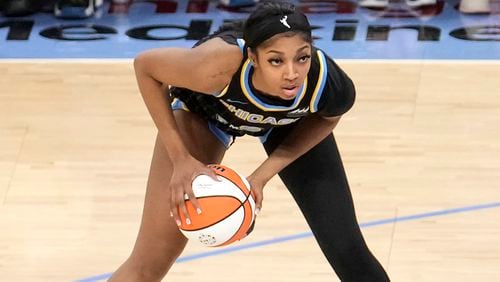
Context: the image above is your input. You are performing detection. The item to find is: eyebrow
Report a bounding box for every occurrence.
[266,45,311,54]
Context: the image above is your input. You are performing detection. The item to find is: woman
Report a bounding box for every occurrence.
[109,1,390,281]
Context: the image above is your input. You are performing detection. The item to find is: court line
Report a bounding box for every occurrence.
[2,126,28,204]
[75,201,500,282]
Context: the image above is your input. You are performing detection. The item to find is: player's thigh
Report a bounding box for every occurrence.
[173,110,227,163]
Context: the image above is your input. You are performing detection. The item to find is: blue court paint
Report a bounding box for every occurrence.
[0,0,498,59]
[75,201,500,282]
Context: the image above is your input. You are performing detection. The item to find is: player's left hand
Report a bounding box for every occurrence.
[246,175,266,216]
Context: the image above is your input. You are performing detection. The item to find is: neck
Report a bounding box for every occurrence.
[251,67,274,97]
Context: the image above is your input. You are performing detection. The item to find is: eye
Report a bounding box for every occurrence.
[298,55,311,63]
[268,58,282,66]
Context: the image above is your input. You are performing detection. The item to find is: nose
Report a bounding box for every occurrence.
[283,62,299,81]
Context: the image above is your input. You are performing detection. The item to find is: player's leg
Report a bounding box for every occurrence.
[109,110,228,282]
[262,125,390,281]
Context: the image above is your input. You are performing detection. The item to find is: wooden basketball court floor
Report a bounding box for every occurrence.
[1,60,499,281]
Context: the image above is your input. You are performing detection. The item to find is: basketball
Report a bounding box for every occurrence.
[177,164,256,247]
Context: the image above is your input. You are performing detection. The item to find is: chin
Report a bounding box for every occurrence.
[280,94,297,100]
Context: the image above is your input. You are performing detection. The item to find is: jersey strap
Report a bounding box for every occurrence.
[237,38,246,52]
[309,50,328,113]
[213,84,229,98]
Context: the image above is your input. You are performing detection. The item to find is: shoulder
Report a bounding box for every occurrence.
[309,47,352,88]
[310,48,340,75]
[192,37,244,93]
[309,48,356,117]
[192,37,243,76]
[134,37,243,94]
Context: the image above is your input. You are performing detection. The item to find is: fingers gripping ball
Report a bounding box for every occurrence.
[178,164,256,247]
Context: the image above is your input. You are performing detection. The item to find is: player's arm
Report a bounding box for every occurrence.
[248,115,341,212]
[133,38,241,159]
[133,38,242,223]
[252,114,340,180]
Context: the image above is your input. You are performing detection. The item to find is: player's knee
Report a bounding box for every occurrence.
[122,257,170,281]
[138,264,169,282]
[332,239,370,263]
[330,243,388,281]
[108,258,167,282]
[125,244,184,280]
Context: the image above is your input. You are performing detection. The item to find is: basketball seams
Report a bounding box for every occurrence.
[219,213,246,246]
[180,196,252,232]
[220,198,254,246]
[210,164,251,196]
[192,177,247,202]
[218,176,249,199]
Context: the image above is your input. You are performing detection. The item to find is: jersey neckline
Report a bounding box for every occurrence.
[239,59,308,112]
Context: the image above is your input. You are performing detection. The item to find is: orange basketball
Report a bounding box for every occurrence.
[177,164,256,247]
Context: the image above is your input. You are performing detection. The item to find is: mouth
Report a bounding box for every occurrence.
[281,85,299,99]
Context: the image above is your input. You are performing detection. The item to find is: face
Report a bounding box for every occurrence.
[248,34,312,100]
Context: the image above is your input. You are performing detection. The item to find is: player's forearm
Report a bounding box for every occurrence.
[252,115,340,182]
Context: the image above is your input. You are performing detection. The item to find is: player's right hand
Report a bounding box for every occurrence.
[169,155,220,227]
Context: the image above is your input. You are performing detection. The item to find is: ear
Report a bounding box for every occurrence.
[247,47,258,67]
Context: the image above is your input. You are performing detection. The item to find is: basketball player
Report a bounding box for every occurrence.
[109,1,390,281]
